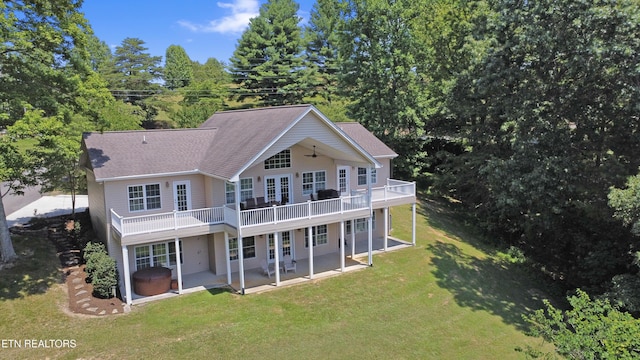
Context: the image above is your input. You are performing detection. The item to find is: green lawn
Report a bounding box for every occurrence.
[0,200,555,359]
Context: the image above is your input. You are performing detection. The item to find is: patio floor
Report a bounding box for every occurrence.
[131,236,412,304]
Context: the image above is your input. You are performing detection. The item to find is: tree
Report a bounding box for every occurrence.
[192,58,230,84]
[339,0,429,179]
[229,0,309,106]
[524,289,640,359]
[0,141,35,263]
[100,37,163,122]
[0,0,94,264]
[609,173,640,236]
[0,0,91,127]
[164,45,193,90]
[171,58,229,128]
[442,0,640,288]
[9,109,90,220]
[305,0,343,104]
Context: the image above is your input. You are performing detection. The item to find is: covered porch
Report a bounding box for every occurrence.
[130,236,411,304]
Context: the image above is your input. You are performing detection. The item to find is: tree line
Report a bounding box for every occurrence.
[2,0,640,356]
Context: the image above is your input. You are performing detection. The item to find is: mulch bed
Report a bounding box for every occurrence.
[14,213,129,316]
[65,264,127,316]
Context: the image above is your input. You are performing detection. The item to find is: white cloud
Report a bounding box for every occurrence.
[178,0,259,34]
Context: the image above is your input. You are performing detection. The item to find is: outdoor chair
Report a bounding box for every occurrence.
[246,198,256,209]
[261,259,275,278]
[256,196,268,208]
[283,255,296,273]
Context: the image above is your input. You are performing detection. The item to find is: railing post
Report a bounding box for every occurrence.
[307,200,312,219]
[173,210,178,230]
[273,205,278,224]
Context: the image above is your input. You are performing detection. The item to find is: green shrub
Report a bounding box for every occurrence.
[91,254,118,298]
[82,242,117,298]
[524,289,640,359]
[83,242,106,280]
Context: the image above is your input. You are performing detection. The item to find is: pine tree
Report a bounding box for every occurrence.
[102,38,163,105]
[229,0,309,106]
[305,0,343,103]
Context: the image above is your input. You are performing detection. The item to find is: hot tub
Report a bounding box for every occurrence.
[132,267,171,296]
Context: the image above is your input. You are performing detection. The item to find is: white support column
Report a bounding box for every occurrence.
[121,245,132,305]
[368,216,373,266]
[384,207,389,251]
[234,180,246,294]
[308,226,314,279]
[340,220,345,272]
[351,219,356,258]
[274,232,280,286]
[367,167,373,266]
[175,238,183,294]
[412,203,416,246]
[238,236,245,294]
[224,232,232,285]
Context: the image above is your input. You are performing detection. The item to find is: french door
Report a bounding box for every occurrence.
[265,174,292,204]
[267,231,293,263]
[173,180,191,211]
[337,166,350,196]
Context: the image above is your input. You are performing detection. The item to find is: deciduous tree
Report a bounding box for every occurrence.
[444,0,640,288]
[0,141,35,263]
[164,45,193,90]
[0,0,91,126]
[339,0,429,179]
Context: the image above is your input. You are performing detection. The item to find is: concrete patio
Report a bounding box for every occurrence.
[131,236,411,304]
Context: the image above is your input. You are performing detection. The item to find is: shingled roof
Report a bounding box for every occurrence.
[336,122,397,158]
[82,128,218,181]
[82,105,390,182]
[198,105,313,179]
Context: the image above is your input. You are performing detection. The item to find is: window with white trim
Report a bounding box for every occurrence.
[128,184,161,212]
[134,241,183,270]
[264,149,291,169]
[355,212,376,233]
[304,225,328,247]
[302,171,326,195]
[240,178,253,201]
[357,168,377,186]
[229,236,256,261]
[225,182,235,204]
[267,232,292,260]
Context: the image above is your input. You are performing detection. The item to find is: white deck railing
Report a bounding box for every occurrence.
[240,194,368,228]
[371,179,416,202]
[111,179,415,238]
[111,206,231,237]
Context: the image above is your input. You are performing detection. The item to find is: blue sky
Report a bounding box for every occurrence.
[81,0,315,65]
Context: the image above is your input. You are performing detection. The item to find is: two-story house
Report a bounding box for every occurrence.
[81,105,416,305]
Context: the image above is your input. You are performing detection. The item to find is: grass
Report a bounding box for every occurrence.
[0,199,556,359]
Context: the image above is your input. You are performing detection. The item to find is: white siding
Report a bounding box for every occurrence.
[252,113,372,166]
[105,174,207,217]
[86,170,107,243]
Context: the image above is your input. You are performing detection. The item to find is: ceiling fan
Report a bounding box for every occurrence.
[305,145,318,158]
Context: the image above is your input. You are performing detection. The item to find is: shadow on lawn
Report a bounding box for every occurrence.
[427,241,548,331]
[0,232,63,301]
